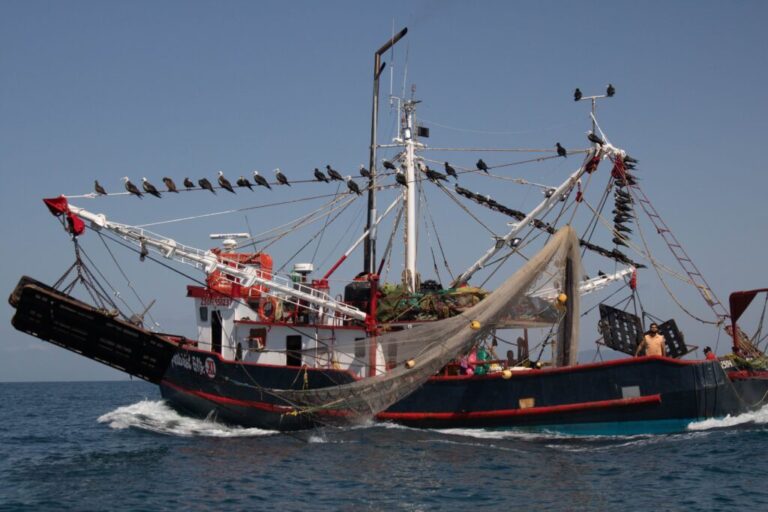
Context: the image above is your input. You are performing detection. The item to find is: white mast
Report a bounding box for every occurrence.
[402,99,419,293]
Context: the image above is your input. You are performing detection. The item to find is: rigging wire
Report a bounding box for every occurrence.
[432,180,497,236]
[96,232,158,326]
[311,183,343,263]
[277,193,359,273]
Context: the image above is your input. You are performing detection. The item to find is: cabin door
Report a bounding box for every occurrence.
[286,335,302,367]
[211,310,223,354]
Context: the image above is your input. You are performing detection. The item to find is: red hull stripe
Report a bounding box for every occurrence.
[728,370,768,381]
[376,394,662,422]
[161,379,293,413]
[161,379,359,418]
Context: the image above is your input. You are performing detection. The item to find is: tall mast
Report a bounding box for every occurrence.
[365,27,408,275]
[403,99,419,293]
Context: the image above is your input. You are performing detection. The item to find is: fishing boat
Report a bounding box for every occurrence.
[9,29,768,434]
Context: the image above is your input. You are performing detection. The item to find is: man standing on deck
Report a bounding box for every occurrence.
[634,323,667,357]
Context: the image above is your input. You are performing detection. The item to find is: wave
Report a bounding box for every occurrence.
[97,399,276,437]
[687,404,768,431]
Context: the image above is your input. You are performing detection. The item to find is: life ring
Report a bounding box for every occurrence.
[258,296,282,322]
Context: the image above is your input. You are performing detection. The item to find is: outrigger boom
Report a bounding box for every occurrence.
[65,203,369,322]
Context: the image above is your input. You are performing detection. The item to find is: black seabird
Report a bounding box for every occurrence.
[587,132,605,146]
[252,171,271,190]
[162,177,179,193]
[359,165,371,179]
[606,84,616,97]
[122,177,143,198]
[217,171,236,193]
[274,168,290,186]
[345,176,362,195]
[326,165,344,181]
[94,180,107,196]
[141,177,162,198]
[382,160,396,171]
[614,224,633,233]
[612,237,628,247]
[574,88,582,101]
[314,168,329,183]
[198,178,216,194]
[183,177,195,189]
[236,176,253,190]
[425,167,448,182]
[476,159,490,173]
[556,143,567,158]
[623,155,639,164]
[444,162,458,180]
[395,171,407,187]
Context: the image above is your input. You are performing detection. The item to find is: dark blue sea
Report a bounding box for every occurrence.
[1,381,767,511]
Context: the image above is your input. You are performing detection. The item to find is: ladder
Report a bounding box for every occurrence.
[630,183,730,323]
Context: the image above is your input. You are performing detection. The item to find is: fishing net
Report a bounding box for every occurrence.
[269,226,583,425]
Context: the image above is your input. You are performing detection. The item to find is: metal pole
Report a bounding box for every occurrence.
[365,27,407,275]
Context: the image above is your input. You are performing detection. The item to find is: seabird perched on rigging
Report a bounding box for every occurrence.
[425,167,448,182]
[162,177,179,193]
[274,168,290,186]
[476,159,489,173]
[217,171,236,193]
[574,88,582,102]
[142,178,162,198]
[606,83,616,97]
[345,176,362,196]
[556,143,567,158]
[183,177,195,189]
[623,155,639,164]
[382,159,396,171]
[359,165,371,179]
[252,171,271,190]
[587,131,605,146]
[395,170,408,187]
[613,214,632,223]
[612,236,628,247]
[314,168,329,183]
[236,176,253,190]
[122,177,143,198]
[614,224,632,234]
[198,177,216,194]
[444,162,458,180]
[94,180,107,196]
[326,165,344,181]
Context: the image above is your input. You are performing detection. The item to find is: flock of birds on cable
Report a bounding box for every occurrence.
[93,159,490,199]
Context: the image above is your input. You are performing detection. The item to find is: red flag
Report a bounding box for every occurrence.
[43,196,85,236]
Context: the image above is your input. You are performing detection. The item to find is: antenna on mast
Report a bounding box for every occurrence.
[573,84,616,139]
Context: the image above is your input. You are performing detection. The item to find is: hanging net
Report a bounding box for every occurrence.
[269,225,583,425]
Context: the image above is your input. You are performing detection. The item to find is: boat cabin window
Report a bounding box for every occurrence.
[354,337,366,359]
[199,306,208,322]
[286,335,302,366]
[248,328,266,351]
[386,342,398,368]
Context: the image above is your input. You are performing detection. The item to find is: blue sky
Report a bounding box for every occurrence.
[1,1,766,381]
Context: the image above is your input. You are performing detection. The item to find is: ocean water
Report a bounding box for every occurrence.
[1,381,767,511]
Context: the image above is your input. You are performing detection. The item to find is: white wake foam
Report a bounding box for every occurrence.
[687,404,768,431]
[97,399,276,437]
